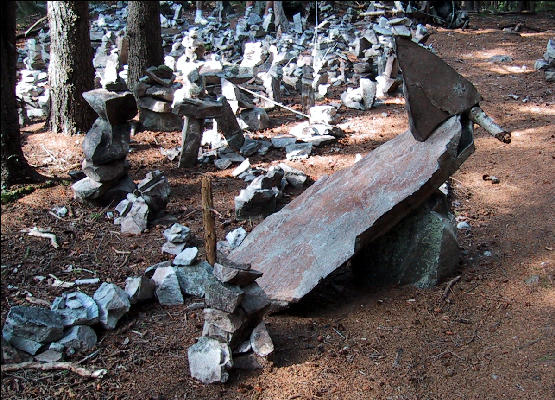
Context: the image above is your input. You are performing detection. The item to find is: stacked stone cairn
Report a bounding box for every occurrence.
[535,39,555,83]
[136,65,183,131]
[72,89,137,205]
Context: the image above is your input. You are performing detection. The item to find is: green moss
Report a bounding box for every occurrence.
[1,180,56,204]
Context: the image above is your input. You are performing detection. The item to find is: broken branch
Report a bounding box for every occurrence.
[469,106,511,143]
[442,275,461,302]
[26,227,59,248]
[1,361,108,379]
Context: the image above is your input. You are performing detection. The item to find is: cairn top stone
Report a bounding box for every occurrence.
[83,89,137,125]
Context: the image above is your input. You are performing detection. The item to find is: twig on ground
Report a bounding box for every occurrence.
[1,362,107,379]
[25,227,59,249]
[442,275,462,302]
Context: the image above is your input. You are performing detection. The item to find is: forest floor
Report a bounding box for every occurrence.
[2,13,554,400]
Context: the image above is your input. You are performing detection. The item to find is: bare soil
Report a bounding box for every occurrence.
[2,13,554,400]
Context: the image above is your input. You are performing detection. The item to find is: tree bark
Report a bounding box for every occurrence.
[127,2,163,93]
[47,1,96,135]
[1,2,42,188]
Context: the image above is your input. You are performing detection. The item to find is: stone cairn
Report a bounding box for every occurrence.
[535,39,554,83]
[72,89,138,205]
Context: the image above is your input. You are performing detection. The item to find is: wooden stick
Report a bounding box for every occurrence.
[442,275,461,302]
[237,84,309,118]
[201,176,216,266]
[1,362,107,379]
[469,106,511,143]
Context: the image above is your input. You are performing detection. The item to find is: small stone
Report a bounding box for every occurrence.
[271,135,296,148]
[235,187,278,219]
[214,158,232,170]
[278,163,307,188]
[226,228,247,249]
[162,241,186,255]
[286,143,312,160]
[239,108,270,131]
[174,261,219,297]
[240,282,270,316]
[72,177,106,201]
[152,266,184,305]
[309,105,337,125]
[488,55,513,63]
[232,158,251,177]
[188,336,232,384]
[173,247,198,266]
[82,118,130,165]
[34,349,63,363]
[163,223,191,243]
[250,321,274,357]
[51,292,99,326]
[456,221,471,230]
[125,276,156,304]
[82,158,128,183]
[119,196,149,235]
[213,263,262,286]
[204,280,244,313]
[525,275,540,286]
[137,170,170,212]
[56,325,97,354]
[145,260,171,279]
[93,283,131,330]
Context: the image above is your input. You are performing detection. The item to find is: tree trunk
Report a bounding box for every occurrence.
[1,1,42,188]
[47,1,96,135]
[127,2,163,93]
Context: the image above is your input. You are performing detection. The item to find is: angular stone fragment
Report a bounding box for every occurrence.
[145,260,171,279]
[125,276,156,304]
[1,337,32,363]
[82,89,137,125]
[228,116,473,305]
[162,241,186,255]
[286,143,312,160]
[93,283,131,330]
[202,308,247,347]
[235,187,278,219]
[82,158,128,182]
[34,349,63,363]
[174,261,219,297]
[240,283,271,316]
[72,177,106,201]
[278,163,307,188]
[239,108,270,131]
[152,266,184,305]
[119,196,149,235]
[56,325,97,354]
[225,228,247,249]
[204,280,244,313]
[137,170,170,212]
[139,108,183,132]
[213,263,262,286]
[250,321,274,357]
[2,306,64,355]
[163,223,190,243]
[309,105,337,125]
[82,118,130,165]
[173,247,198,266]
[51,292,99,326]
[188,336,232,384]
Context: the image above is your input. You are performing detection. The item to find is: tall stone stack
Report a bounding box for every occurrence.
[188,259,274,383]
[72,89,138,204]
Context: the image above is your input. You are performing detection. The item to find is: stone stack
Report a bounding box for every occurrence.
[234,166,284,219]
[136,65,183,131]
[188,258,273,383]
[535,39,555,82]
[72,89,138,205]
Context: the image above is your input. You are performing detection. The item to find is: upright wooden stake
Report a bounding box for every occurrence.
[201,176,216,266]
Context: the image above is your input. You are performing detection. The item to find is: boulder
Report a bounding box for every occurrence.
[188,336,232,384]
[51,292,99,327]
[93,283,131,330]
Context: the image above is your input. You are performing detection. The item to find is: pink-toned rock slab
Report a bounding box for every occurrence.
[228,116,473,305]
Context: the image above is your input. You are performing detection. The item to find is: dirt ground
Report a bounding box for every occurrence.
[2,13,554,400]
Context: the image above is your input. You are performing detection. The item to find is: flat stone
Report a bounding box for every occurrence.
[175,261,219,297]
[137,96,172,113]
[173,247,198,266]
[228,116,473,305]
[250,321,274,357]
[226,228,247,249]
[163,223,190,243]
[204,280,244,313]
[34,348,63,362]
[213,263,262,286]
[232,158,251,177]
[188,336,232,384]
[202,308,247,347]
[51,292,99,326]
[162,241,186,255]
[93,283,131,330]
[286,143,312,160]
[82,89,137,125]
[82,118,130,165]
[72,177,106,201]
[214,158,232,170]
[56,325,97,354]
[145,260,171,279]
[119,196,149,235]
[271,135,296,148]
[125,276,156,304]
[2,306,64,355]
[152,266,184,305]
[82,158,128,182]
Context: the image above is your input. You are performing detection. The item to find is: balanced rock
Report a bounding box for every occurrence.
[82,158,129,183]
[82,89,137,125]
[82,118,130,165]
[93,283,131,330]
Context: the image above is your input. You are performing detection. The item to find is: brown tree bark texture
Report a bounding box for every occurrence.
[48,1,96,135]
[1,2,36,187]
[126,1,163,93]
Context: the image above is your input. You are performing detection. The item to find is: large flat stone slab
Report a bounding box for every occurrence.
[228,116,473,305]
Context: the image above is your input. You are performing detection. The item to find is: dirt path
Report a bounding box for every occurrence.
[1,14,554,400]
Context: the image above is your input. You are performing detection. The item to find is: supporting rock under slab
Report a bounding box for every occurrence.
[352,192,459,288]
[228,116,474,305]
[188,336,233,384]
[93,283,131,330]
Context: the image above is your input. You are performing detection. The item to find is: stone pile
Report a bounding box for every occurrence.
[188,258,273,383]
[113,170,171,235]
[162,223,191,255]
[72,89,137,205]
[535,39,555,82]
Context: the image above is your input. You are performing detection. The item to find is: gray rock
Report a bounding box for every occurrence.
[240,139,262,157]
[239,108,270,131]
[546,69,555,82]
[145,260,171,279]
[204,280,244,313]
[250,321,274,357]
[34,349,63,362]
[309,105,337,125]
[173,247,198,266]
[488,55,513,63]
[72,177,106,201]
[163,223,190,243]
[162,241,186,255]
[286,143,313,160]
[152,266,184,305]
[175,261,219,297]
[226,228,247,249]
[125,276,156,304]
[202,308,247,347]
[1,337,32,363]
[235,187,278,219]
[101,175,137,205]
[456,221,471,230]
[248,168,284,191]
[137,96,172,113]
[56,325,97,354]
[214,158,233,170]
[2,306,64,355]
[82,158,128,183]
[232,158,251,177]
[213,263,262,286]
[119,196,149,235]
[93,283,131,330]
[82,118,130,165]
[137,170,170,212]
[525,275,540,286]
[82,89,137,125]
[188,336,232,384]
[271,135,296,148]
[139,108,183,132]
[51,292,99,326]
[278,163,307,188]
[233,353,264,370]
[240,282,271,316]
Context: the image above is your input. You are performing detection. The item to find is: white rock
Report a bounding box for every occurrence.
[173,247,198,266]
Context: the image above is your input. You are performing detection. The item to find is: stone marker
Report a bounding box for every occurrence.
[93,283,131,330]
[82,89,137,125]
[188,336,232,384]
[228,116,474,305]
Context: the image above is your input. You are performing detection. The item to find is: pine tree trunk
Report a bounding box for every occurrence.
[1,2,41,188]
[48,1,96,135]
[127,2,163,93]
